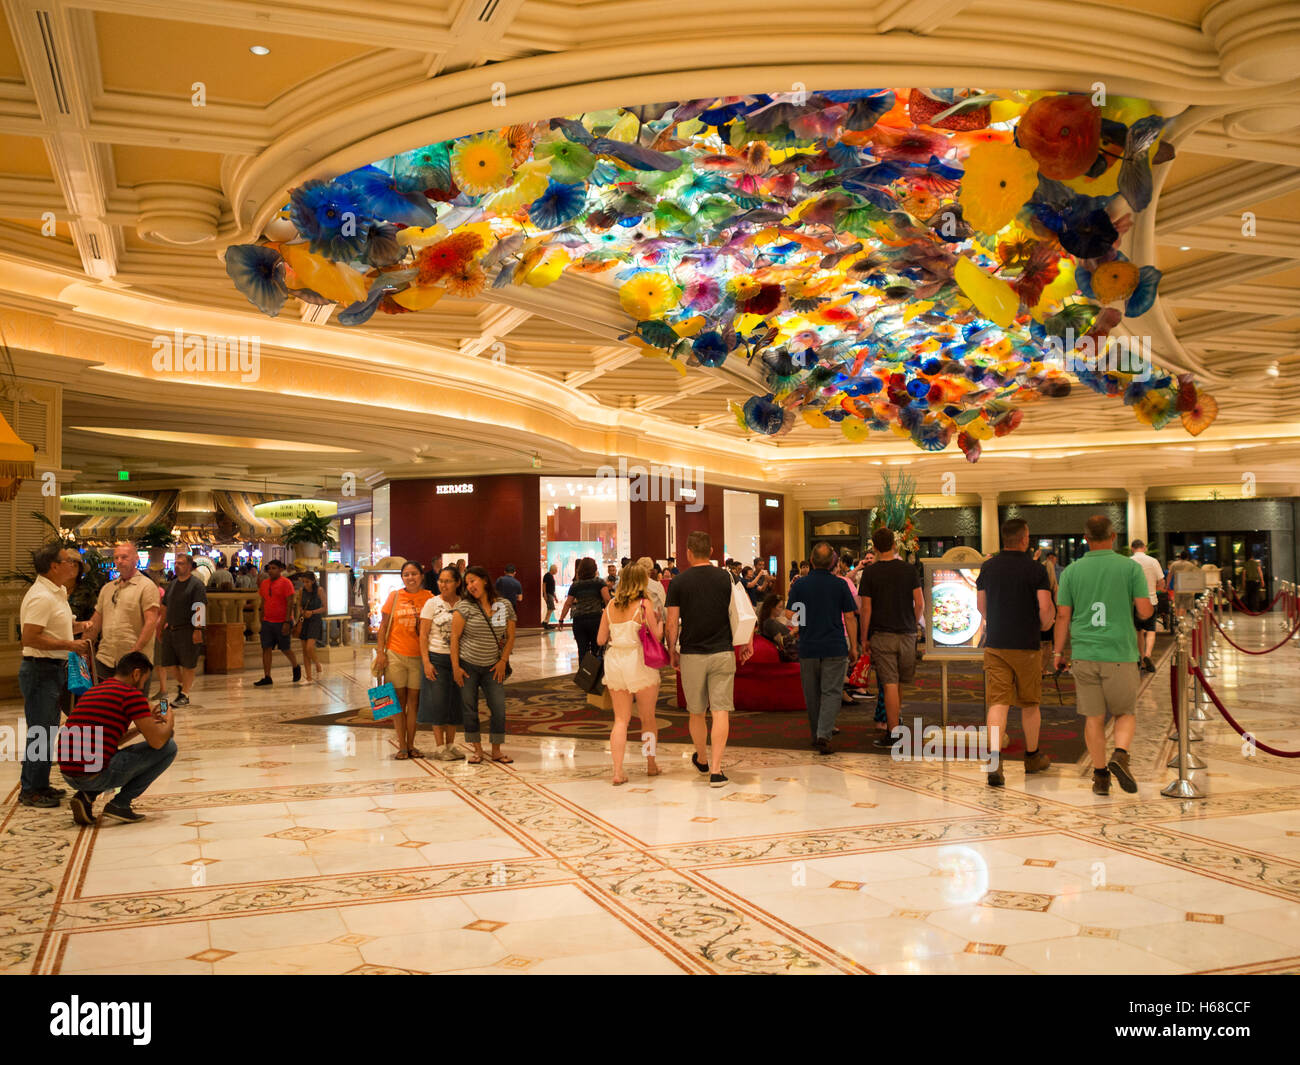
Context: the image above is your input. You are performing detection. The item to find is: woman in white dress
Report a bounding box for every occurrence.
[597,563,663,785]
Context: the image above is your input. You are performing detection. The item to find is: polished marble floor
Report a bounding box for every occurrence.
[2,613,1298,974]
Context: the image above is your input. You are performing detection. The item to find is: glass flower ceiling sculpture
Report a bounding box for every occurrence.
[225,88,1219,460]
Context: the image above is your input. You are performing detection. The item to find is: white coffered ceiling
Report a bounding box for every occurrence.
[0,0,1297,506]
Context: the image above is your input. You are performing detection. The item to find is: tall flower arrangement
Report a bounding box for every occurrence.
[871,473,921,557]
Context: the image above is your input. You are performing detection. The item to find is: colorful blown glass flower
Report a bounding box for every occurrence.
[225,87,1217,457]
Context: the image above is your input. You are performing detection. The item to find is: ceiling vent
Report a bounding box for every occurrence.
[35,10,71,116]
[85,231,101,260]
[477,0,502,23]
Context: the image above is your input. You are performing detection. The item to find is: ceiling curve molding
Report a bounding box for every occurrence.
[1203,0,1300,86]
[135,183,225,246]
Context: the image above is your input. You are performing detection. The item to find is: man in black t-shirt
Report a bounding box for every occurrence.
[666,531,753,788]
[857,528,923,748]
[542,564,558,629]
[975,519,1057,786]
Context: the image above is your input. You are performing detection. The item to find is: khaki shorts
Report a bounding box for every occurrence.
[984,647,1042,708]
[1071,660,1140,718]
[384,650,423,691]
[679,651,735,715]
[869,631,917,686]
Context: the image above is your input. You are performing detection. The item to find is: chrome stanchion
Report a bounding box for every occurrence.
[1163,618,1204,798]
[1189,602,1211,723]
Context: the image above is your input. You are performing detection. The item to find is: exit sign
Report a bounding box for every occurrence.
[118,470,129,481]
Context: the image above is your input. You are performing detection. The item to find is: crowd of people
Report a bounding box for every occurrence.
[17,521,1240,817]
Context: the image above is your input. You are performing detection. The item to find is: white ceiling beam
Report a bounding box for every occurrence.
[427,0,530,76]
[1160,253,1293,298]
[563,346,640,389]
[1165,283,1300,316]
[1160,213,1300,259]
[634,375,725,413]
[459,304,533,357]
[1155,162,1300,235]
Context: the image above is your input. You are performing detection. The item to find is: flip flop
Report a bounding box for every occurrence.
[394,750,409,760]
[467,753,484,764]
[492,754,514,764]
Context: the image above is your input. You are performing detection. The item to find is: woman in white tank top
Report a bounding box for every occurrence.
[597,563,664,785]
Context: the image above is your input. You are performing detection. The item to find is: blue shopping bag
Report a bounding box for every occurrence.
[368,681,401,720]
[67,651,92,695]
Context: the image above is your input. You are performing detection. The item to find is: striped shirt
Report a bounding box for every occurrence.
[57,677,152,774]
[454,597,515,667]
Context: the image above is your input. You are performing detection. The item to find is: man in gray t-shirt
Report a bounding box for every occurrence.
[159,554,206,705]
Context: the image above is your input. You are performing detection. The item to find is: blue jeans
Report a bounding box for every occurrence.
[63,739,178,805]
[460,662,506,745]
[19,658,64,793]
[800,656,847,741]
[418,652,459,727]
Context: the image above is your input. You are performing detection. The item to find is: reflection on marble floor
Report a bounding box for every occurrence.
[2,617,1299,975]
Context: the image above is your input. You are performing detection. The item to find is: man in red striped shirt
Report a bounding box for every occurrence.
[58,651,177,825]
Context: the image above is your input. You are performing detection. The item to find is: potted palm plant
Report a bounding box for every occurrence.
[137,522,176,572]
[282,508,337,564]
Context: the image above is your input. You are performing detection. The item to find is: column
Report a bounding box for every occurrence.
[1126,487,1148,547]
[980,492,1000,555]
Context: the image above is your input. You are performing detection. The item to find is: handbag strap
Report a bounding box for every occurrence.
[473,599,507,659]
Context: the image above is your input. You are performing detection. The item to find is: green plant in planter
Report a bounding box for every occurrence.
[136,522,176,550]
[282,509,337,551]
[0,511,113,619]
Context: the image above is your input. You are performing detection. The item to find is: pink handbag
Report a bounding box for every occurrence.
[638,600,669,668]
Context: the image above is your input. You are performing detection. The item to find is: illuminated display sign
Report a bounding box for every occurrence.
[436,483,474,495]
[252,498,338,520]
[61,493,150,515]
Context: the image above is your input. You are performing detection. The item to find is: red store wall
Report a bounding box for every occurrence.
[388,475,542,625]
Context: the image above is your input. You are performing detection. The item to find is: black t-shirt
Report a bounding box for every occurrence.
[665,564,733,655]
[163,575,206,630]
[567,578,607,616]
[976,551,1051,650]
[857,559,920,636]
[543,572,556,596]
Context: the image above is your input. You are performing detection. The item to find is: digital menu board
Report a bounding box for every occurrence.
[922,548,987,657]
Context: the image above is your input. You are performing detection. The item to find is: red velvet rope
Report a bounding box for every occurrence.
[1210,611,1300,655]
[1191,664,1300,759]
[1230,589,1284,616]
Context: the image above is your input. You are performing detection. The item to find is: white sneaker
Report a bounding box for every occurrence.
[430,745,451,761]
[443,744,466,761]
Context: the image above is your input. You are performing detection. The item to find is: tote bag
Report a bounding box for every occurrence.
[638,601,669,668]
[67,651,93,695]
[367,681,402,720]
[728,578,757,646]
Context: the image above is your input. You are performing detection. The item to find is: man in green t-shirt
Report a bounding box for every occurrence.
[1053,515,1153,796]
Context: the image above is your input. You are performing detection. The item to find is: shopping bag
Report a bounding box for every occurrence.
[728,579,757,646]
[847,650,872,688]
[587,685,614,711]
[574,651,605,693]
[367,681,402,720]
[67,651,93,695]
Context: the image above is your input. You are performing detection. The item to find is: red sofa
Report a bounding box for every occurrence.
[674,636,805,712]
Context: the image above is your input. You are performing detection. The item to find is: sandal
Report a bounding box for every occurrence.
[612,775,629,786]
[408,747,424,759]
[492,754,514,764]
[394,750,409,760]
[467,752,484,764]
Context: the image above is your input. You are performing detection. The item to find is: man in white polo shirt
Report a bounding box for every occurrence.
[19,543,93,808]
[1130,540,1165,674]
[86,541,161,687]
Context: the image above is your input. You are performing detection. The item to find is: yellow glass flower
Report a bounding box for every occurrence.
[619,273,678,319]
[959,143,1040,235]
[1133,391,1170,426]
[450,134,515,195]
[481,159,551,214]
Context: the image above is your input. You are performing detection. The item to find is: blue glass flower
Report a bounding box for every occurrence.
[224,244,287,317]
[528,181,587,229]
[1124,266,1162,317]
[343,165,436,227]
[289,180,371,260]
[692,332,729,367]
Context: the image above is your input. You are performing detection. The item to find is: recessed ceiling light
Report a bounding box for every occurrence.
[1178,246,1190,251]
[249,45,270,55]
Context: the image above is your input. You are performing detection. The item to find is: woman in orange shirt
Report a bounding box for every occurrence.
[375,560,432,759]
